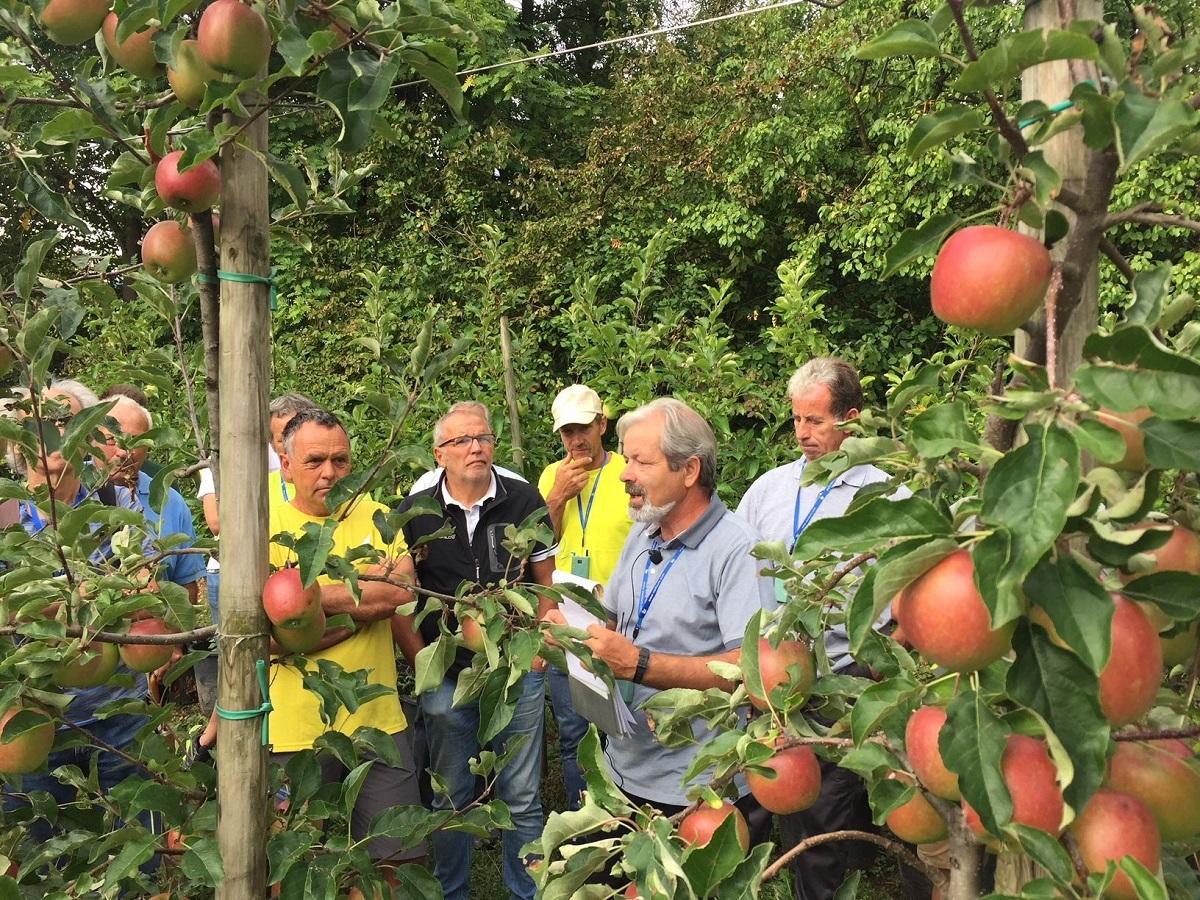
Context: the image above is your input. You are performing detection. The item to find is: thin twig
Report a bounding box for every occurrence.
[1106,211,1200,234]
[170,291,208,462]
[0,261,143,303]
[1098,236,1135,282]
[762,829,945,884]
[62,720,209,802]
[0,623,217,644]
[1113,724,1200,741]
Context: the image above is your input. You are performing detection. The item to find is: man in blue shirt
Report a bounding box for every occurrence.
[96,395,205,601]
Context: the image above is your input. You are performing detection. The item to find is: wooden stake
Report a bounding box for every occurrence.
[213,94,271,899]
[499,313,525,475]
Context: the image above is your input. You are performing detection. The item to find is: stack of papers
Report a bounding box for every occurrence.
[552,571,638,737]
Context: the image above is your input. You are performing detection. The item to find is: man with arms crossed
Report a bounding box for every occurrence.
[537,384,631,810]
[267,408,426,873]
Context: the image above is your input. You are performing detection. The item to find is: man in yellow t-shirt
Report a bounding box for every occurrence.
[268,407,425,868]
[536,384,632,809]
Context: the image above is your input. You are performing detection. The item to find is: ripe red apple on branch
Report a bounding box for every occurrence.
[905,705,960,801]
[38,0,109,45]
[745,742,821,814]
[459,610,487,653]
[53,641,119,689]
[168,40,220,110]
[119,618,178,673]
[262,568,323,629]
[677,800,750,851]
[100,13,161,81]
[883,772,948,844]
[963,734,1064,839]
[894,549,1014,672]
[1098,595,1161,727]
[141,221,198,284]
[155,151,221,214]
[197,0,273,80]
[745,638,815,711]
[1106,740,1200,842]
[930,225,1052,335]
[1070,788,1161,900]
[0,706,55,775]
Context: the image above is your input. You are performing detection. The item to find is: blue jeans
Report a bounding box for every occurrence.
[420,670,545,900]
[547,666,588,810]
[3,714,151,847]
[206,570,219,624]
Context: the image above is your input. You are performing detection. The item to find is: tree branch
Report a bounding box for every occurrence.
[762,829,946,886]
[1098,235,1135,282]
[62,720,209,802]
[1106,210,1200,234]
[0,623,217,644]
[1113,724,1200,741]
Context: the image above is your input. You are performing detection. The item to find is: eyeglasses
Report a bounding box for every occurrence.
[437,433,497,449]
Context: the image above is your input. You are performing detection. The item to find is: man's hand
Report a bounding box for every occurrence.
[548,455,592,504]
[584,624,639,680]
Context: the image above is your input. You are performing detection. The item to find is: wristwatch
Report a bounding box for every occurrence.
[632,647,651,684]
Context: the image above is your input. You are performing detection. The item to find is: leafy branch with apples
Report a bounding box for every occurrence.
[0,0,1197,899]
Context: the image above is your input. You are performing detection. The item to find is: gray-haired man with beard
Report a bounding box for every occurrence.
[565,398,775,823]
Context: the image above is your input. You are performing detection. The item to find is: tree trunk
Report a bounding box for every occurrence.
[213,96,272,899]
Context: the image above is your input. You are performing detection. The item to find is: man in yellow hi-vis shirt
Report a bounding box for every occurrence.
[537,384,632,809]
[269,407,426,869]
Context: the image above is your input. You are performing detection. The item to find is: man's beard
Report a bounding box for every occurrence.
[626,486,677,524]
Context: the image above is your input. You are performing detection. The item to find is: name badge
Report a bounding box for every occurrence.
[570,552,591,579]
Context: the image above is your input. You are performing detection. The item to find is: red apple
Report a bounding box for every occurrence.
[155,151,221,214]
[905,705,960,801]
[101,13,161,80]
[0,706,55,775]
[746,638,815,711]
[745,743,822,814]
[895,550,1014,672]
[1096,408,1152,471]
[677,801,750,852]
[141,220,198,283]
[1098,595,1161,727]
[930,225,1052,335]
[54,641,119,688]
[1124,523,1200,578]
[1107,740,1200,842]
[197,0,273,79]
[39,0,109,45]
[273,608,327,654]
[168,40,220,109]
[884,773,948,844]
[1070,788,1161,900]
[119,618,177,673]
[262,568,323,628]
[460,611,486,653]
[963,734,1064,838]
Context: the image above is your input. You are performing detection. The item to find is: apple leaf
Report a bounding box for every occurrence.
[978,425,1080,625]
[1114,92,1199,170]
[1125,264,1172,327]
[850,676,921,745]
[1009,824,1075,887]
[792,496,953,559]
[179,837,225,889]
[681,812,750,896]
[910,400,982,458]
[1117,856,1168,900]
[906,106,985,158]
[1006,621,1108,811]
[855,20,943,60]
[1024,554,1112,674]
[942,689,1012,836]
[1143,418,1200,470]
[1119,571,1200,622]
[1075,362,1200,420]
[880,213,960,279]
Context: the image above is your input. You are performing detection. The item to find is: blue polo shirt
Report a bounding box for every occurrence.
[135,470,205,588]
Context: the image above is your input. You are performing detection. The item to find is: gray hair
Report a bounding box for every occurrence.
[281,407,345,456]
[48,378,99,411]
[787,357,864,419]
[109,395,153,432]
[617,398,717,492]
[269,393,318,420]
[433,402,492,445]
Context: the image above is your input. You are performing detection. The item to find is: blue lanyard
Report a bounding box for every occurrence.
[792,461,837,551]
[22,484,89,533]
[280,475,289,503]
[633,542,685,640]
[574,452,608,548]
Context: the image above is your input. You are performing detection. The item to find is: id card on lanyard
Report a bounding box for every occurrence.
[570,453,608,579]
[777,461,838,603]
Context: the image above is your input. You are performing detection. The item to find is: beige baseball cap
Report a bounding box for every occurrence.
[551,384,604,432]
